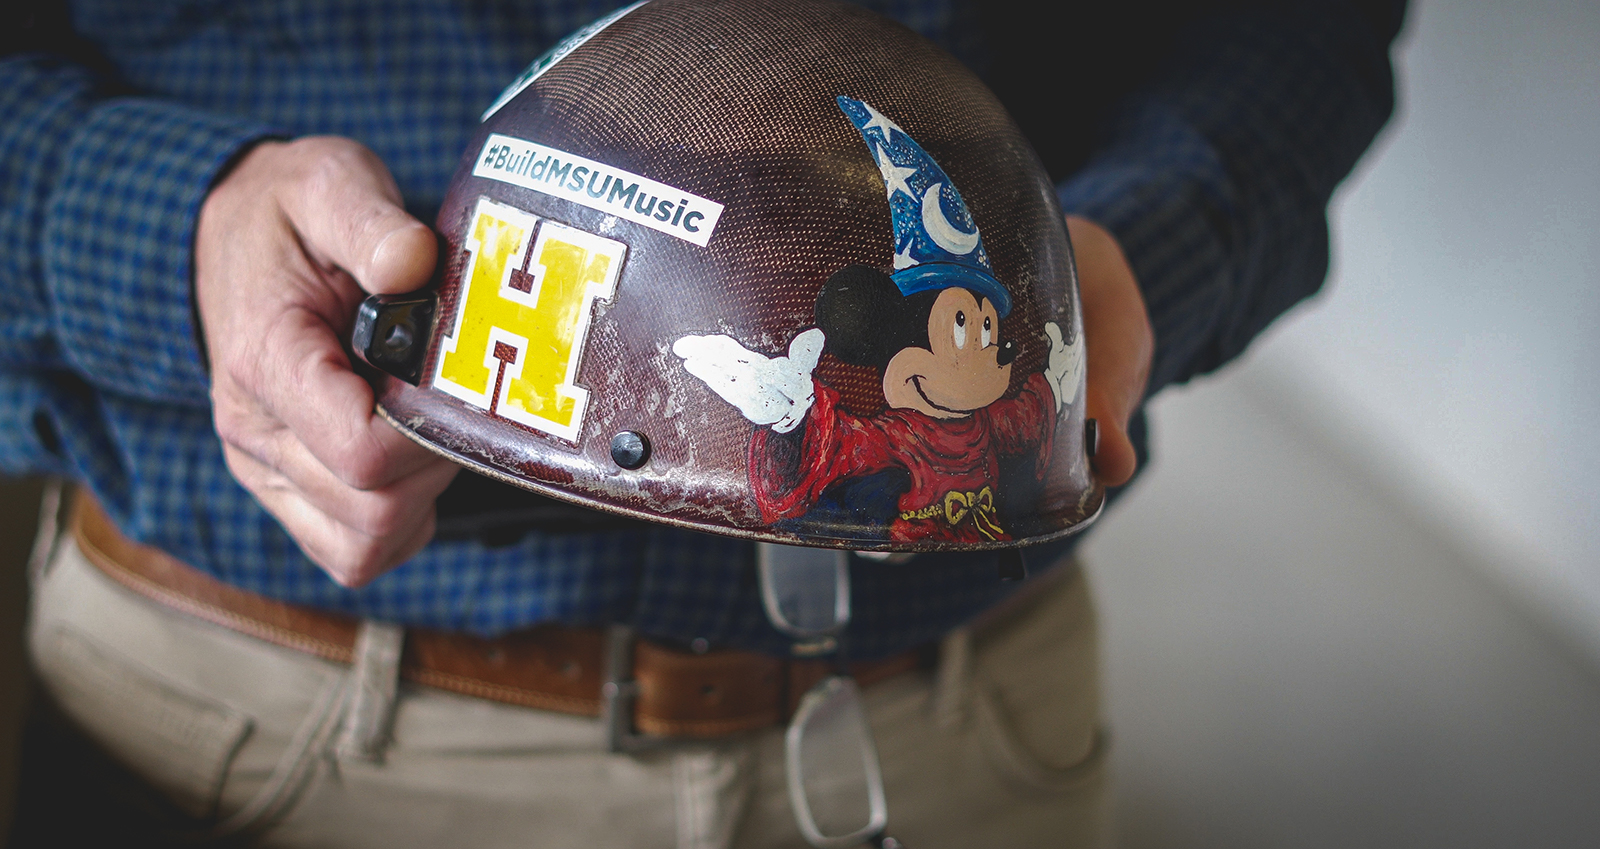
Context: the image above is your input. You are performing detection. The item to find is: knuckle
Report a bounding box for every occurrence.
[219,448,261,489]
[318,505,433,587]
[290,137,379,203]
[328,447,389,490]
[323,559,367,589]
[213,417,282,473]
[289,135,365,166]
[211,410,250,449]
[342,545,390,589]
[301,148,354,199]
[313,535,384,589]
[354,497,412,540]
[215,343,273,401]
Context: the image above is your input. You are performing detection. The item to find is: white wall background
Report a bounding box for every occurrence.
[1246,0,1600,664]
[1078,7,1600,842]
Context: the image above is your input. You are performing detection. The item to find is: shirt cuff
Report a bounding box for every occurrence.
[42,98,276,406]
[1056,100,1237,397]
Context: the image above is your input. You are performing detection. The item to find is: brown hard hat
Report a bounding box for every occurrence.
[355,0,1103,552]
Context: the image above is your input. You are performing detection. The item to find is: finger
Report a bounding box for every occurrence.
[706,334,762,365]
[677,336,766,393]
[1045,322,1064,349]
[738,391,786,426]
[277,137,438,296]
[226,434,458,540]
[787,328,825,372]
[1067,215,1153,487]
[225,447,445,587]
[773,384,815,433]
[1085,384,1138,487]
[674,335,740,370]
[680,354,744,395]
[273,487,440,588]
[671,334,703,360]
[249,307,445,490]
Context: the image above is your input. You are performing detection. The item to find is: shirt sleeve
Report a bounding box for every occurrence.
[1056,0,1405,394]
[750,380,907,524]
[0,48,277,476]
[985,371,1056,477]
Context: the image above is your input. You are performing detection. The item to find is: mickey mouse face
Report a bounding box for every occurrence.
[882,287,1013,418]
[815,264,1018,419]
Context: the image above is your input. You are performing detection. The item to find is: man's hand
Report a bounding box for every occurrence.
[195,137,459,587]
[1067,215,1153,487]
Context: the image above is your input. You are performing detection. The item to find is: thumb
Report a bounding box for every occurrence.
[1067,215,1151,488]
[788,328,825,372]
[1085,384,1138,486]
[279,137,438,296]
[365,220,437,296]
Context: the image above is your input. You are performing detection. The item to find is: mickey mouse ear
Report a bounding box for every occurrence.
[816,264,924,367]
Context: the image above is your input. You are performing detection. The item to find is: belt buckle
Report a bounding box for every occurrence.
[600,623,675,753]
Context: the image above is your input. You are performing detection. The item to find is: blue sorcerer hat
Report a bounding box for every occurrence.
[836,96,1012,317]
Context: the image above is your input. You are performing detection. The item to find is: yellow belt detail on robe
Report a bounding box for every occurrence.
[899,486,1004,540]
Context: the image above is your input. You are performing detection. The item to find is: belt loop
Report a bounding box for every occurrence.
[26,478,67,586]
[601,623,638,752]
[335,620,405,763]
[602,623,675,753]
[931,626,972,730]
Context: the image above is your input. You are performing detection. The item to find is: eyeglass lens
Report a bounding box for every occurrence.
[759,544,907,847]
[757,543,851,639]
[786,675,890,848]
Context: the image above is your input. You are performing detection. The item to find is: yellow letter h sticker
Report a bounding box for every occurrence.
[434,197,626,442]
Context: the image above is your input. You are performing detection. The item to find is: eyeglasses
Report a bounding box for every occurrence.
[757,543,907,849]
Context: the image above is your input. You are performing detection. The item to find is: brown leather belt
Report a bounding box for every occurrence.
[69,491,921,740]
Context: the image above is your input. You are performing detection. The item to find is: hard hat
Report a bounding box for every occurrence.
[354,0,1102,552]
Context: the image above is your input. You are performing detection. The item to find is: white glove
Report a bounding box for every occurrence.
[1043,321,1083,411]
[673,328,825,433]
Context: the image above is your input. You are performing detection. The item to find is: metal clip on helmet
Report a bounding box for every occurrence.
[354,0,1103,555]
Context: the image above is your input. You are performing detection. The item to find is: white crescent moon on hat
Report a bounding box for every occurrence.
[921,183,980,255]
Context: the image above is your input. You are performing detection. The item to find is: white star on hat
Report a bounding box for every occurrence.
[893,239,916,270]
[859,101,905,146]
[872,143,917,201]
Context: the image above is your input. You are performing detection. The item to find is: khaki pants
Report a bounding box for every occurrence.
[27,531,1107,848]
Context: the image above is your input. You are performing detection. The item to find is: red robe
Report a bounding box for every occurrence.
[751,372,1057,543]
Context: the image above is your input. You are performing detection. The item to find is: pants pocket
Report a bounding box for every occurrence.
[31,624,254,818]
[970,566,1107,794]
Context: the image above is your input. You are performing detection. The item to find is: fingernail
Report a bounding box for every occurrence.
[371,222,429,283]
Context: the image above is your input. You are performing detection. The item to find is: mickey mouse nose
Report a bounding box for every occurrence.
[996,339,1017,366]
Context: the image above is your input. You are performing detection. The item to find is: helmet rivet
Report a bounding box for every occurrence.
[610,431,651,470]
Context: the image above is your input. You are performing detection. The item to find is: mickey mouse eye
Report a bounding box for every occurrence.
[981,315,992,349]
[955,312,966,327]
[953,311,967,349]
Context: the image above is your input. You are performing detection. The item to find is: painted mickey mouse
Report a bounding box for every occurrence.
[674,97,1082,543]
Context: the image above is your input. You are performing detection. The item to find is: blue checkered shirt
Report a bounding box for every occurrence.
[0,0,1400,657]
